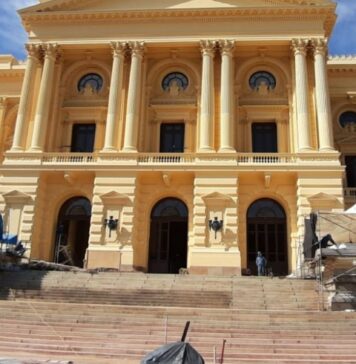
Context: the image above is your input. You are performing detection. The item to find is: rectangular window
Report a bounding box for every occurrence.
[345,156,356,187]
[71,124,96,153]
[160,123,185,153]
[252,122,277,153]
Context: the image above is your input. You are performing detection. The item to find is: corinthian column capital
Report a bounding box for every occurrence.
[129,41,145,58]
[200,40,217,57]
[110,41,127,57]
[25,43,41,60]
[219,40,235,56]
[291,38,309,56]
[41,43,60,60]
[311,38,328,57]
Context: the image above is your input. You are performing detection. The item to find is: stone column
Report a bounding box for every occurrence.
[311,38,335,151]
[219,40,235,152]
[30,43,59,151]
[103,42,126,151]
[199,40,216,152]
[11,44,40,151]
[122,42,145,152]
[291,39,312,151]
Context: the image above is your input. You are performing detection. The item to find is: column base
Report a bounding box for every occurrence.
[28,147,43,152]
[9,147,24,152]
[218,147,236,153]
[101,147,118,153]
[319,147,336,152]
[121,147,138,153]
[198,147,215,153]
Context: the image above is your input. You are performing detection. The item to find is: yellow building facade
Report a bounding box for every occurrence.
[0,0,355,275]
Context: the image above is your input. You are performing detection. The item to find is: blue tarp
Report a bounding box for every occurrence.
[2,233,18,245]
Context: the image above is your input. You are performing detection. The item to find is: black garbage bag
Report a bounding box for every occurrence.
[141,341,205,364]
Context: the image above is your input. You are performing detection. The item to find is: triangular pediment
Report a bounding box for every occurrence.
[20,0,335,14]
[202,192,235,206]
[308,192,339,202]
[99,191,132,205]
[2,190,32,203]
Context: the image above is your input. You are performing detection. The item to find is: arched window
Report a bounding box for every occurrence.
[162,72,189,91]
[249,71,276,91]
[77,73,103,92]
[339,111,356,128]
[151,198,188,218]
[247,198,285,219]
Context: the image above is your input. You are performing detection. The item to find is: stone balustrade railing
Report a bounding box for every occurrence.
[3,151,341,168]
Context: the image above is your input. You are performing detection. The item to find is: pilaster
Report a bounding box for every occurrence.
[88,173,137,270]
[191,173,240,275]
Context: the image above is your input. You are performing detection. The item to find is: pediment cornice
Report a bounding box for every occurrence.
[20,7,336,37]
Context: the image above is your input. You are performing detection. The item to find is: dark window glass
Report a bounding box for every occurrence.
[71,124,96,153]
[345,156,356,187]
[252,122,277,153]
[78,73,103,92]
[339,111,356,128]
[162,72,189,91]
[247,198,286,219]
[249,71,276,90]
[151,198,188,218]
[160,123,185,153]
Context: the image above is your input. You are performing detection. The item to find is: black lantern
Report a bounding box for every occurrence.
[103,216,119,237]
[209,216,223,239]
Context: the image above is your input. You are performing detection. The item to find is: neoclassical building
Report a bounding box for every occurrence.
[0,0,355,275]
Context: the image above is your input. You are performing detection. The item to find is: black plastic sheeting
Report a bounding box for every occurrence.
[141,341,205,364]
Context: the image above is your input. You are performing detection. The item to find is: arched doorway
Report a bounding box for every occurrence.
[247,198,288,276]
[148,198,188,274]
[54,197,91,268]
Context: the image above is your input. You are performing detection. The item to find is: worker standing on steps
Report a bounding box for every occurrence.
[256,251,266,276]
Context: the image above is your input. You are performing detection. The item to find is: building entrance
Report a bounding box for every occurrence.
[148,198,188,273]
[247,198,288,276]
[54,197,91,268]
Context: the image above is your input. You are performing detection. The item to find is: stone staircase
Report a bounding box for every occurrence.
[0,271,355,363]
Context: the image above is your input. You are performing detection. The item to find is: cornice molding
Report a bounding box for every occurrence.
[21,7,336,36]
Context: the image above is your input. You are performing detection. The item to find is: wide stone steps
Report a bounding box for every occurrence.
[0,271,353,363]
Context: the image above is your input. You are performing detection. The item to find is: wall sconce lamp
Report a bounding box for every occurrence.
[103,216,119,237]
[209,217,223,239]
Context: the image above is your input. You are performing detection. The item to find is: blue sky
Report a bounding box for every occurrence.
[0,0,355,60]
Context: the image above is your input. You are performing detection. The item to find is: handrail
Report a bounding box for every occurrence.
[324,265,356,286]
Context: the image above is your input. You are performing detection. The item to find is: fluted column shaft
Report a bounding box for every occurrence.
[312,38,334,151]
[103,42,126,151]
[199,40,216,152]
[30,43,58,151]
[292,39,312,151]
[219,40,235,152]
[123,42,144,152]
[12,45,39,151]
